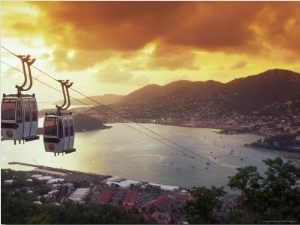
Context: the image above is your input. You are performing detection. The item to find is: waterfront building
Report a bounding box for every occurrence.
[98,189,113,205]
[4,179,14,185]
[122,190,138,209]
[68,188,90,203]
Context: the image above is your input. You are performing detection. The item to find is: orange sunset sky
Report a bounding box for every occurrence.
[1,1,300,105]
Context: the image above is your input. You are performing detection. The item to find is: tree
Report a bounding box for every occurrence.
[227,157,300,222]
[227,165,266,217]
[183,186,225,224]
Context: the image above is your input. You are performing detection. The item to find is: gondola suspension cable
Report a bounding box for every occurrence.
[32,64,221,168]
[1,60,201,155]
[2,59,207,163]
[1,53,234,175]
[1,46,234,175]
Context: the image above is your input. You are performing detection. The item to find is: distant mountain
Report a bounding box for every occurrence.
[73,113,111,132]
[37,113,110,134]
[118,80,223,105]
[113,69,300,118]
[224,69,300,114]
[55,94,123,106]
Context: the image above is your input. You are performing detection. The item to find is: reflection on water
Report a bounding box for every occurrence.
[1,123,278,191]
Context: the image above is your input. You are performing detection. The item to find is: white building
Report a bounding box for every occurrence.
[46,178,65,184]
[38,176,53,181]
[149,183,179,192]
[4,179,14,185]
[68,188,91,203]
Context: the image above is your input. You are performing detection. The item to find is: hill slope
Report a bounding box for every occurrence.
[113,69,300,118]
[73,113,111,132]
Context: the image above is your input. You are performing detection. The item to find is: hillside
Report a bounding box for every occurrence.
[73,113,111,132]
[37,113,110,134]
[110,69,300,119]
[117,80,223,105]
[224,69,300,114]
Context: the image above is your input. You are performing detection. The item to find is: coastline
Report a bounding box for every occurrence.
[245,144,300,168]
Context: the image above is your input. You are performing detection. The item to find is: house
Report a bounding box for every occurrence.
[68,188,90,203]
[48,190,59,198]
[174,193,193,202]
[98,189,113,205]
[122,190,138,209]
[4,179,14,185]
[143,195,172,212]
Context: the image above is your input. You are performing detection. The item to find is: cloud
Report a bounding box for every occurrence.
[147,43,200,71]
[95,64,133,84]
[2,1,300,73]
[49,48,114,72]
[2,66,18,80]
[20,1,299,55]
[230,60,247,70]
[94,64,149,86]
[130,75,150,86]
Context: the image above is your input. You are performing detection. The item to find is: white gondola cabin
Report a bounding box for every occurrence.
[43,113,75,156]
[1,94,39,143]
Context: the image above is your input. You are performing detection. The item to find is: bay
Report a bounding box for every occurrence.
[0,123,278,191]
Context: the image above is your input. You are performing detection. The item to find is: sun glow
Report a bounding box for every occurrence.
[142,43,156,55]
[67,50,76,59]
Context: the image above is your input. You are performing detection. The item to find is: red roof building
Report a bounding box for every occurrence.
[98,189,113,204]
[122,190,138,209]
[144,195,172,211]
[175,193,193,201]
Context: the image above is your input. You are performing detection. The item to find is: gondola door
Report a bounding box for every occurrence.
[22,98,31,138]
[29,98,38,137]
[63,116,70,150]
[1,98,19,140]
[68,117,75,150]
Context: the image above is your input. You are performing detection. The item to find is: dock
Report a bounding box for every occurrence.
[8,161,41,168]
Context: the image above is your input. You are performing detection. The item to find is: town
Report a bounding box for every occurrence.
[74,101,300,167]
[2,163,239,224]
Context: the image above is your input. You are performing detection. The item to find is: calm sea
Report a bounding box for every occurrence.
[1,123,278,191]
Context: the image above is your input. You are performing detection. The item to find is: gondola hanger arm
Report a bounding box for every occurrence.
[15,54,36,96]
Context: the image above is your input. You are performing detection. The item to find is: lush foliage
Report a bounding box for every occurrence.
[1,169,144,224]
[2,157,300,224]
[227,157,300,223]
[1,190,145,224]
[183,157,300,224]
[250,134,300,151]
[183,186,225,223]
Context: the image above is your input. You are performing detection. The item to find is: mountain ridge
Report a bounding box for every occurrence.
[110,68,300,118]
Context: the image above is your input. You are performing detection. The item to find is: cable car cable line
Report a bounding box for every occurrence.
[2,60,207,165]
[1,46,234,174]
[1,60,194,157]
[1,49,234,175]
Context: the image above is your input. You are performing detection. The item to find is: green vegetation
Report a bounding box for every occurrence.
[184,157,300,224]
[250,134,300,151]
[184,186,225,223]
[1,195,146,224]
[1,170,145,224]
[2,157,300,224]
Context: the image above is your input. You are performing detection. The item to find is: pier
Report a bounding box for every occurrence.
[8,161,41,168]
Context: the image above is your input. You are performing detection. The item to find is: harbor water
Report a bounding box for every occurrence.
[1,123,279,191]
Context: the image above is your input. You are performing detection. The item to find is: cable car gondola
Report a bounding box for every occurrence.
[1,55,39,144]
[43,80,76,156]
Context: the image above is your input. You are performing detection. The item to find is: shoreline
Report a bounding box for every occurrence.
[245,144,300,168]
